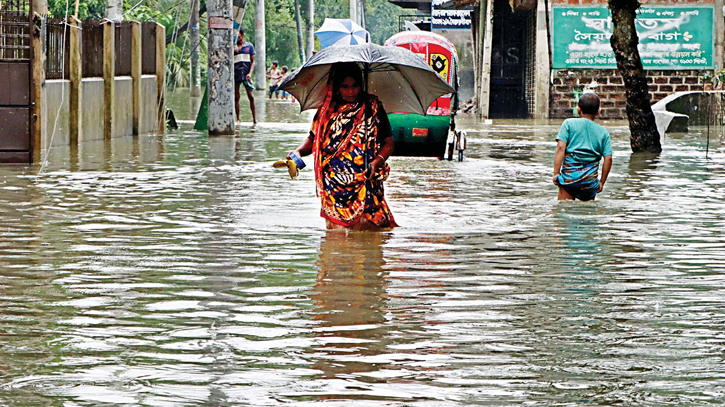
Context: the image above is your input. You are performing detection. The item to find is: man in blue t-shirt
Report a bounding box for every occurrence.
[553,92,613,201]
[234,28,257,124]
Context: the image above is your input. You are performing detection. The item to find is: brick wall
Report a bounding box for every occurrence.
[548,0,716,118]
[551,69,710,119]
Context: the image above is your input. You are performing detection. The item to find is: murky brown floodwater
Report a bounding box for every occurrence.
[2,90,725,405]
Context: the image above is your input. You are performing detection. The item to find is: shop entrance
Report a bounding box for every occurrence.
[489,0,530,118]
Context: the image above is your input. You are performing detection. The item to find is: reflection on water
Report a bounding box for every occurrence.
[1,95,725,405]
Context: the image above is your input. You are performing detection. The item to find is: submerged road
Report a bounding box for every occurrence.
[1,91,725,405]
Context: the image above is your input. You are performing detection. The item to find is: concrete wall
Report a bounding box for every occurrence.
[43,81,70,147]
[140,75,158,134]
[81,78,105,142]
[114,77,133,138]
[43,75,160,149]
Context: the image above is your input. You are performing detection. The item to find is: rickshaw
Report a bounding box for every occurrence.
[384,31,466,161]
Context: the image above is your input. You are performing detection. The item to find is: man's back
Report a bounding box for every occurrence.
[556,118,612,162]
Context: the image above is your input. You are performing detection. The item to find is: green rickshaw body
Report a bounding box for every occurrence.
[384,31,459,158]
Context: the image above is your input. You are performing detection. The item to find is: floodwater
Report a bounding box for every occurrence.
[2,89,725,405]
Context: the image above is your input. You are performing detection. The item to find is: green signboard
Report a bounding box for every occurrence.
[552,6,714,70]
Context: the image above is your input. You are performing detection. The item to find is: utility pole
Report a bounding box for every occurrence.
[207,0,235,135]
[254,0,266,90]
[190,0,201,97]
[350,0,358,25]
[294,0,305,63]
[306,0,314,60]
[106,0,122,21]
[350,0,364,27]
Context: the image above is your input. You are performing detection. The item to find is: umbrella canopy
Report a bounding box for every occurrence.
[314,18,370,49]
[279,43,456,116]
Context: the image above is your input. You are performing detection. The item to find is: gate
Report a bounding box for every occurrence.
[0,0,33,163]
[489,0,528,119]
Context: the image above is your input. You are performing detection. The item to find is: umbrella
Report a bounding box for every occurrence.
[314,18,371,49]
[279,43,456,116]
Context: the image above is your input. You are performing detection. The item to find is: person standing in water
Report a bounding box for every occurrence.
[234,28,257,124]
[288,62,397,230]
[553,92,613,201]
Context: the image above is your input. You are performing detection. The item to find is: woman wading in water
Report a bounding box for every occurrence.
[289,62,398,231]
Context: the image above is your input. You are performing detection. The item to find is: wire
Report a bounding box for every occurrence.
[39,0,72,174]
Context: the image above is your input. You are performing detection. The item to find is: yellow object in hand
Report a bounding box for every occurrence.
[272,159,298,179]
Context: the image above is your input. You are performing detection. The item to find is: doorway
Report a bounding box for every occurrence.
[489,0,530,118]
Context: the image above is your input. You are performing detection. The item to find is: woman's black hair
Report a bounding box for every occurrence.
[578,93,600,115]
[330,62,364,103]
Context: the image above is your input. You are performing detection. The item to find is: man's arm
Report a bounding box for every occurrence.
[598,155,612,193]
[247,54,255,81]
[553,140,567,185]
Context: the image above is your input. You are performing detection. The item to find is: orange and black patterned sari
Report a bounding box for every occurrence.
[311,90,397,229]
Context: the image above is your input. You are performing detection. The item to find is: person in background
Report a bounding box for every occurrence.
[553,92,613,201]
[279,66,292,101]
[234,28,257,124]
[266,61,283,99]
[288,62,397,230]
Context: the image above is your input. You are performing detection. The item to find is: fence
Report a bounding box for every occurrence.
[141,22,157,75]
[45,18,70,79]
[115,23,132,76]
[0,0,31,61]
[44,19,161,79]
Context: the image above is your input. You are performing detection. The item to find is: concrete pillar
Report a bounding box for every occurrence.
[156,23,166,134]
[106,0,122,21]
[207,0,235,135]
[350,0,359,26]
[478,0,494,119]
[131,21,142,134]
[306,0,314,60]
[254,0,266,90]
[534,0,550,119]
[103,21,115,140]
[69,17,82,144]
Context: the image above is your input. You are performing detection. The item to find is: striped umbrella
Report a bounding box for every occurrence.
[314,19,371,49]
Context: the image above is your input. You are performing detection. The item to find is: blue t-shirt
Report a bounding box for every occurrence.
[556,118,613,162]
[234,42,255,82]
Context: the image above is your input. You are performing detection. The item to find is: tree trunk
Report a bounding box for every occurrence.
[609,0,662,153]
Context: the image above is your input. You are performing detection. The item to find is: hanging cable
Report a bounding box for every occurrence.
[39,0,72,174]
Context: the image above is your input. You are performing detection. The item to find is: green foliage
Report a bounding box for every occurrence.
[47,0,106,19]
[242,0,302,69]
[364,0,406,44]
[46,0,406,88]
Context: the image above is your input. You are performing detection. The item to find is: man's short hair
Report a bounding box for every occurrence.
[578,93,600,115]
[239,28,244,36]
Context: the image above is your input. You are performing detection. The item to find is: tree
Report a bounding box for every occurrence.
[609,0,662,153]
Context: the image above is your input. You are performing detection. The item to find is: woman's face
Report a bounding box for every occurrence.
[339,77,360,103]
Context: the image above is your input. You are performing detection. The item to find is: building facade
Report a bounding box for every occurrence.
[390,0,725,119]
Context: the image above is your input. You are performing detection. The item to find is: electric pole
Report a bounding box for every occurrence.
[254,0,266,91]
[207,0,235,135]
[294,0,305,63]
[306,0,314,60]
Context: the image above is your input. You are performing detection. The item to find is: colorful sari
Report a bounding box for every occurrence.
[311,88,397,228]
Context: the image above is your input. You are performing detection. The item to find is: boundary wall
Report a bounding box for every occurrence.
[549,0,721,119]
[34,18,166,159]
